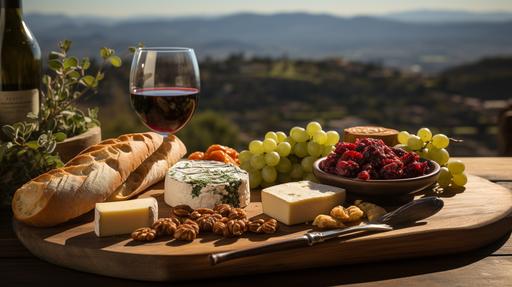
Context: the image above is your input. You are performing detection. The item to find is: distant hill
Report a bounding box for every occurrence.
[383,10,512,23]
[26,12,512,72]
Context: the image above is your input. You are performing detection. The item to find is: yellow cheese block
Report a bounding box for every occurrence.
[94,197,158,237]
[261,181,346,225]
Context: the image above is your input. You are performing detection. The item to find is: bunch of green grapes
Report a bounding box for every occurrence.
[397,128,467,188]
[239,121,340,189]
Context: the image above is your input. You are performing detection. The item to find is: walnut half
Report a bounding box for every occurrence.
[131,227,157,242]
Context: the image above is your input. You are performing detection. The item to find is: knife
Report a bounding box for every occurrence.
[209,196,444,265]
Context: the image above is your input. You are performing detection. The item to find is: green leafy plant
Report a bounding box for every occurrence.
[0,40,126,205]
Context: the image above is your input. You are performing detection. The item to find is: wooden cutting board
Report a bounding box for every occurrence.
[13,175,512,282]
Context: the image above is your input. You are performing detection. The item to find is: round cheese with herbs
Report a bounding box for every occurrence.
[343,126,398,146]
[164,160,250,209]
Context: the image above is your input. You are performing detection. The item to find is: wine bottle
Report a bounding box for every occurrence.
[0,0,41,125]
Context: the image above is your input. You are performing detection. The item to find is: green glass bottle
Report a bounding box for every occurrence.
[0,0,41,125]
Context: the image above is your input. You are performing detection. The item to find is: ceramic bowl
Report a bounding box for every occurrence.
[313,157,441,196]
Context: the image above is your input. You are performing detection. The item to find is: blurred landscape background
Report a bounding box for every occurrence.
[24,0,512,155]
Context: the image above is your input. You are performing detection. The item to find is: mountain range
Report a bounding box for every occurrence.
[26,11,512,72]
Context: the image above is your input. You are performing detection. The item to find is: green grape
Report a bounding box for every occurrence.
[264,151,280,167]
[447,160,465,174]
[263,138,278,152]
[438,167,452,188]
[260,180,273,188]
[278,172,292,183]
[293,142,308,158]
[428,148,450,166]
[312,130,327,144]
[321,145,334,156]
[397,131,410,145]
[301,156,316,173]
[264,131,278,142]
[407,135,424,151]
[240,161,253,172]
[452,173,468,186]
[307,141,322,157]
[239,150,252,164]
[276,131,287,143]
[276,157,292,173]
[306,121,322,137]
[418,148,429,159]
[261,166,277,183]
[290,127,309,142]
[325,131,340,145]
[432,134,449,149]
[417,128,432,142]
[304,173,318,182]
[290,163,304,179]
[276,142,292,157]
[288,155,299,164]
[249,140,264,155]
[286,136,296,147]
[250,154,266,169]
[249,170,262,189]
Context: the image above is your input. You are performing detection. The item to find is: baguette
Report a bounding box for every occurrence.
[12,132,163,227]
[109,135,186,201]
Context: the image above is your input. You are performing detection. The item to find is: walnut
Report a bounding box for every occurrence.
[312,214,345,229]
[355,200,387,222]
[248,219,265,233]
[174,221,199,241]
[226,219,247,237]
[131,227,157,242]
[196,213,223,232]
[171,205,193,218]
[183,219,200,233]
[228,208,247,220]
[213,204,232,217]
[152,218,177,236]
[330,205,364,222]
[190,208,215,220]
[168,216,182,226]
[257,219,278,234]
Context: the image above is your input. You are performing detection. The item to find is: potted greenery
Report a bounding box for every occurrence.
[0,40,124,205]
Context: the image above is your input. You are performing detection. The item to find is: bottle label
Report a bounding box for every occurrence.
[0,89,39,124]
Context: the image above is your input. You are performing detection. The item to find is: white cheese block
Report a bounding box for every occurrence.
[94,197,158,237]
[164,160,250,209]
[262,181,346,225]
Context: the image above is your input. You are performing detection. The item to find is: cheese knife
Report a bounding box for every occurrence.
[209,196,444,265]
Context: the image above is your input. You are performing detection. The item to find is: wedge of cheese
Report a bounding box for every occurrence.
[262,181,345,225]
[94,197,158,237]
[164,160,250,209]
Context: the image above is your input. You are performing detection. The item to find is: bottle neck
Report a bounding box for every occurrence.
[0,0,21,9]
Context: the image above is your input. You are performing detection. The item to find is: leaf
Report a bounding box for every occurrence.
[1,125,15,139]
[54,132,67,142]
[48,59,63,71]
[68,71,81,79]
[109,55,122,67]
[63,57,78,69]
[80,75,96,87]
[59,40,72,53]
[96,72,105,81]
[49,51,65,60]
[81,57,91,70]
[100,47,113,59]
[26,141,39,149]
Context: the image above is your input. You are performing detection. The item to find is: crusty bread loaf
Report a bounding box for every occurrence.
[109,135,186,201]
[12,132,163,227]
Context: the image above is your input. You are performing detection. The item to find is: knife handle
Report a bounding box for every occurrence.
[209,236,309,266]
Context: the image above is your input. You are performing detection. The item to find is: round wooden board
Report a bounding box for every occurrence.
[13,175,512,282]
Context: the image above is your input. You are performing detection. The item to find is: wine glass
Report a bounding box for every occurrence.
[129,47,200,134]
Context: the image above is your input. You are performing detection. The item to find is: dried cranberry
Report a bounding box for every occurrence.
[401,152,420,166]
[341,150,364,162]
[335,142,356,155]
[380,161,404,179]
[392,147,406,157]
[335,160,360,177]
[404,161,428,178]
[357,170,370,180]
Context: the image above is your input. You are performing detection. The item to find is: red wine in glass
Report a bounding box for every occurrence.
[130,87,198,133]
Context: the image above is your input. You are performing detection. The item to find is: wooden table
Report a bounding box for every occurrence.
[3,157,512,286]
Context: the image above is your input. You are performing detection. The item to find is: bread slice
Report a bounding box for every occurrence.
[109,135,186,201]
[12,132,163,227]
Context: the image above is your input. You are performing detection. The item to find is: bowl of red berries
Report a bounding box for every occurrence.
[313,138,440,196]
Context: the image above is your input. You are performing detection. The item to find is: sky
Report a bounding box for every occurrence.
[24,0,512,18]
